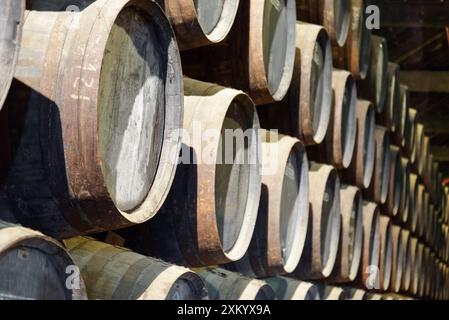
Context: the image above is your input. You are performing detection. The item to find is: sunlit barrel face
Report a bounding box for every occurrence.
[193,0,225,35]
[363,106,375,187]
[310,32,332,141]
[341,77,357,167]
[320,171,339,274]
[0,0,23,107]
[262,0,295,98]
[0,246,70,300]
[383,229,393,290]
[349,195,363,279]
[280,147,308,266]
[98,8,166,212]
[166,276,207,300]
[215,101,255,253]
[334,0,350,46]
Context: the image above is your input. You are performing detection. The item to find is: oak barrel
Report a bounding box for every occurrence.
[2,0,184,237]
[400,229,412,292]
[378,215,393,292]
[0,220,87,300]
[379,62,400,133]
[392,85,410,148]
[266,277,320,300]
[389,225,403,293]
[382,146,403,217]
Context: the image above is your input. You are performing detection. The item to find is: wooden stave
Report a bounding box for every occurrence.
[389,225,403,293]
[378,62,400,134]
[378,215,393,292]
[382,146,403,218]
[399,229,412,293]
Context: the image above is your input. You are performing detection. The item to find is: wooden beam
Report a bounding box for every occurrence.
[399,71,449,93]
[431,146,449,162]
[375,1,449,28]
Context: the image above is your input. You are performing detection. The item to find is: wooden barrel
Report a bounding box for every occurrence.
[389,225,403,293]
[297,0,351,46]
[382,146,403,217]
[419,191,430,241]
[332,0,371,79]
[409,237,420,296]
[0,0,25,108]
[324,69,357,169]
[411,123,424,175]
[64,237,207,300]
[2,0,183,238]
[25,0,95,10]
[416,184,426,238]
[119,79,261,267]
[346,288,368,300]
[400,229,412,292]
[378,215,393,292]
[196,268,276,300]
[414,242,424,297]
[365,126,390,205]
[342,100,376,189]
[318,285,347,300]
[181,0,297,105]
[328,186,363,283]
[0,220,87,300]
[417,243,426,297]
[407,173,420,233]
[404,108,417,161]
[258,23,333,145]
[392,85,410,148]
[294,163,341,280]
[357,36,388,113]
[266,277,320,300]
[158,0,239,50]
[379,63,400,133]
[367,293,385,300]
[357,202,380,289]
[396,158,411,225]
[230,133,309,277]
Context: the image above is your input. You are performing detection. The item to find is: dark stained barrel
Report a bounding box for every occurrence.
[396,158,411,225]
[294,163,341,280]
[0,0,25,108]
[407,173,420,234]
[119,79,261,267]
[266,277,320,300]
[411,123,425,175]
[230,133,309,277]
[64,237,208,300]
[346,288,368,300]
[297,0,351,46]
[332,0,371,79]
[357,202,380,289]
[365,126,391,205]
[258,23,333,145]
[404,108,417,160]
[2,0,184,238]
[342,100,376,189]
[409,237,420,296]
[328,186,363,283]
[378,215,393,292]
[182,0,297,105]
[0,220,87,300]
[318,285,347,300]
[357,36,389,113]
[159,0,239,50]
[197,268,276,300]
[379,63,400,133]
[400,229,412,292]
[392,85,410,148]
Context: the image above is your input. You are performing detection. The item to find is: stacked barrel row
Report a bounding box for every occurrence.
[0,0,448,300]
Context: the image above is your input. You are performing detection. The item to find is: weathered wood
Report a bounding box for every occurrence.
[378,215,392,292]
[181,0,297,105]
[0,0,25,109]
[297,0,351,46]
[364,126,390,205]
[0,220,87,300]
[159,0,239,50]
[356,202,380,289]
[382,146,403,218]
[266,277,320,300]
[196,268,276,300]
[332,0,371,80]
[378,63,400,133]
[399,71,449,93]
[230,133,309,277]
[389,225,403,293]
[119,79,261,267]
[357,36,388,113]
[342,100,375,189]
[294,163,341,280]
[328,186,363,283]
[1,0,183,238]
[64,237,208,300]
[258,23,332,145]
